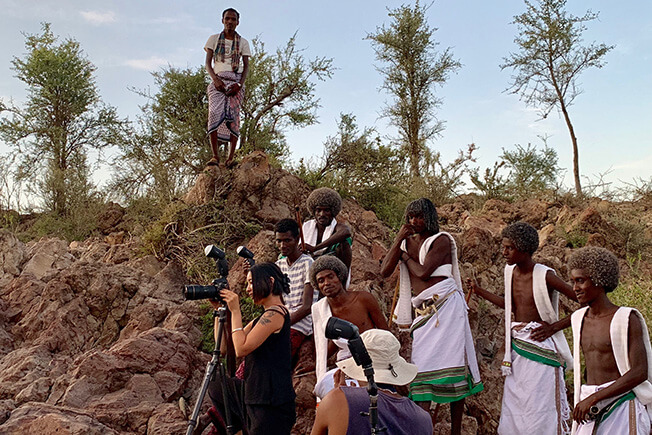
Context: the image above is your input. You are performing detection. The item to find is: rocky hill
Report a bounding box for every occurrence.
[0,151,650,434]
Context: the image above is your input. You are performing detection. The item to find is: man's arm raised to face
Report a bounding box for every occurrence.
[380,223,414,278]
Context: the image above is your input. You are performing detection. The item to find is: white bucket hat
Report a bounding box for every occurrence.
[336,329,417,386]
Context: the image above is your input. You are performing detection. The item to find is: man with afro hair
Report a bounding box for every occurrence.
[381,198,483,435]
[569,247,651,434]
[469,221,577,434]
[309,256,388,400]
[302,188,353,275]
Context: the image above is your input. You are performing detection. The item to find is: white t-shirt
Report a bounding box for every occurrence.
[204,34,251,74]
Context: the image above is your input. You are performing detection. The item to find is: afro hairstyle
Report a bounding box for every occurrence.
[568,246,620,293]
[501,222,539,255]
[307,187,342,217]
[309,255,348,290]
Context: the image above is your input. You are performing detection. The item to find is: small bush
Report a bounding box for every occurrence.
[471,142,561,201]
[556,227,588,248]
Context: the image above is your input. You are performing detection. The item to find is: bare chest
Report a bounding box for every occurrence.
[330,297,374,333]
[580,316,614,354]
[511,273,541,322]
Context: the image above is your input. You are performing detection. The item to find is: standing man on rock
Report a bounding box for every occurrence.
[569,247,651,434]
[469,222,576,434]
[380,198,482,435]
[204,8,250,167]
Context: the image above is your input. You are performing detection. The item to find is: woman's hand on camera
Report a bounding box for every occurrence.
[220,289,241,312]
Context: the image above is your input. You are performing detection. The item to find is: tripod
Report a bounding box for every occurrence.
[186,307,234,435]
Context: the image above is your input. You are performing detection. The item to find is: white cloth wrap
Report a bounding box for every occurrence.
[410,278,481,386]
[302,218,337,256]
[311,298,357,399]
[573,381,650,435]
[302,218,351,287]
[571,306,652,433]
[497,322,571,435]
[312,298,333,385]
[394,232,463,330]
[502,263,572,375]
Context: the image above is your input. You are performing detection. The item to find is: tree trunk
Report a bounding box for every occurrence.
[559,101,582,196]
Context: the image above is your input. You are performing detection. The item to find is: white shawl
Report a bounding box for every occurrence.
[394,232,463,330]
[302,218,338,256]
[502,264,572,375]
[312,297,332,384]
[571,306,652,425]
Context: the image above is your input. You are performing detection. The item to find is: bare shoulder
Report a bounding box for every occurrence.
[431,234,450,249]
[356,290,380,306]
[313,387,348,435]
[258,308,285,327]
[629,311,644,335]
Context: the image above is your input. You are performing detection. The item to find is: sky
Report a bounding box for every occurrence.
[1,0,651,195]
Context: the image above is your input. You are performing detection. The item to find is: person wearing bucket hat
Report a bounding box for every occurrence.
[311,329,433,435]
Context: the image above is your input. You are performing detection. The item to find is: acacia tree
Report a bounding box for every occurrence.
[0,23,125,215]
[111,66,209,204]
[240,34,334,163]
[367,2,461,177]
[501,0,613,195]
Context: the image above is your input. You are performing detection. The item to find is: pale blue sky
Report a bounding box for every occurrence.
[1,0,650,193]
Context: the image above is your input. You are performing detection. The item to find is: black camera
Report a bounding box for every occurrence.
[183,245,230,302]
[183,278,229,302]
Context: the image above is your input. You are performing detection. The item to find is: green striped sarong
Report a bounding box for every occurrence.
[409,366,484,403]
[512,337,566,368]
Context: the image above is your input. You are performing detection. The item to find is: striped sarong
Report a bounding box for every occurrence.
[207,71,244,142]
[498,322,570,435]
[409,278,483,403]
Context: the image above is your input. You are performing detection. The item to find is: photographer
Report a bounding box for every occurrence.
[311,329,432,434]
[206,263,296,435]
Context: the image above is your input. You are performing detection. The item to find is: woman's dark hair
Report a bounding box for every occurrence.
[250,263,290,301]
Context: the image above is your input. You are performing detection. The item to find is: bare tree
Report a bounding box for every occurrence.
[501,0,613,195]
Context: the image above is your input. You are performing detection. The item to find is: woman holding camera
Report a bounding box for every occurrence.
[206,262,296,435]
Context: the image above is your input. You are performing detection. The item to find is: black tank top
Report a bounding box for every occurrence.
[244,305,296,405]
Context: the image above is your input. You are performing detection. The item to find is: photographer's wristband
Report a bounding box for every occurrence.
[232,327,243,333]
